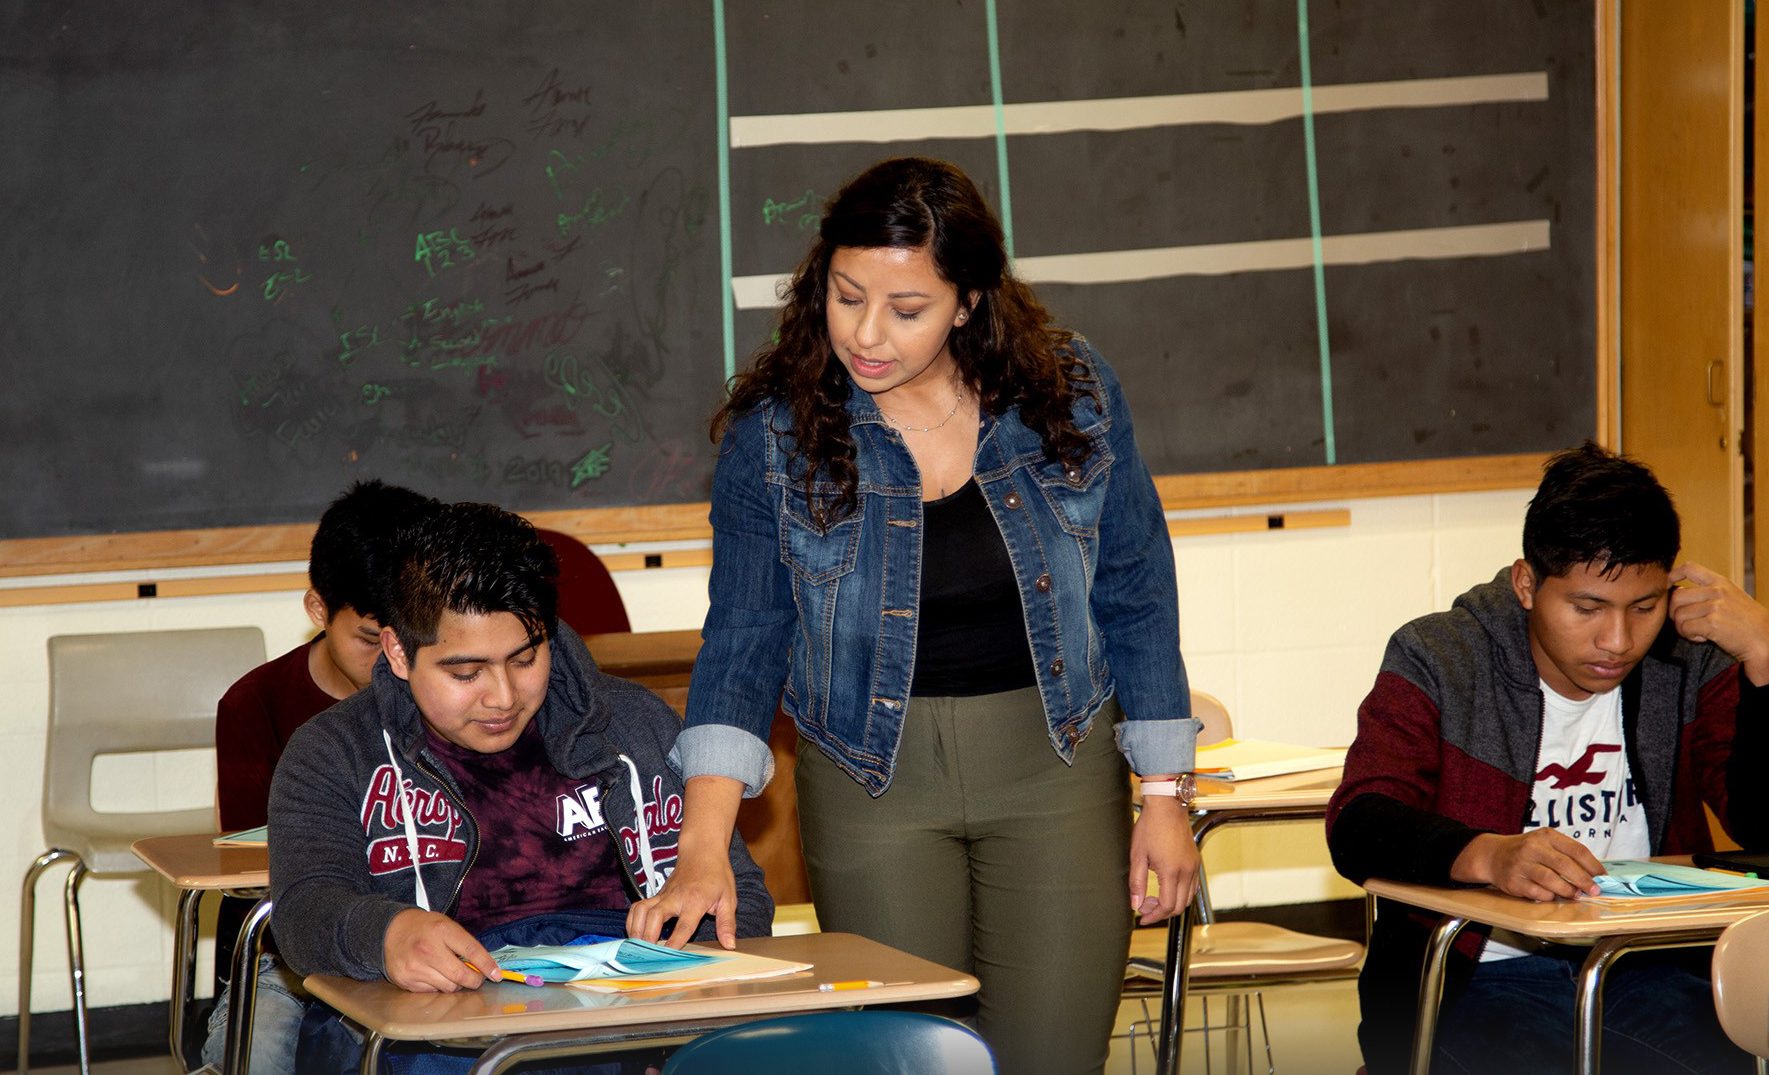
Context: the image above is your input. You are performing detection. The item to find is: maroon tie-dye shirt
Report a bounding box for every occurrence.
[424,719,630,934]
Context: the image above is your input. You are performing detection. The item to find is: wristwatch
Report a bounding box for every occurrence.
[1139,773,1197,807]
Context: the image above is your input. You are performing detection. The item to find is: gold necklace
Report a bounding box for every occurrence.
[882,390,965,433]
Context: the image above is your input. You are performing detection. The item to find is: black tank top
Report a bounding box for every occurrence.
[910,478,1038,697]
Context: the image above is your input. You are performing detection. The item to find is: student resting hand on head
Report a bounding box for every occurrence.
[204,479,437,1075]
[1327,442,1769,1075]
[267,502,773,1074]
[626,156,1201,1075]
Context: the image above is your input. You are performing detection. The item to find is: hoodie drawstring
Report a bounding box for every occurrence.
[619,753,665,898]
[381,729,433,912]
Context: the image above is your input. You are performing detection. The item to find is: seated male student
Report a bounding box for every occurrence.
[268,502,774,1072]
[205,479,436,1072]
[1327,443,1769,1075]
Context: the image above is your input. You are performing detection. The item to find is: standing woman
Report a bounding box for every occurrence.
[629,157,1200,1074]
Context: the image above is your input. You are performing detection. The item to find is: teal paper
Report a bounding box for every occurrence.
[489,938,725,984]
[1594,859,1769,897]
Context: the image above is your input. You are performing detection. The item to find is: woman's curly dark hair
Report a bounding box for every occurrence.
[712,157,1096,529]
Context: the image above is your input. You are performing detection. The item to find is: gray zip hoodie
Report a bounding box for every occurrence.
[268,620,773,980]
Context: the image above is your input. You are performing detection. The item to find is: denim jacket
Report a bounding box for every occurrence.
[674,340,1197,796]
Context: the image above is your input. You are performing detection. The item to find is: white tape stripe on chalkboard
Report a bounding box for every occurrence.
[730,220,1550,307]
[728,72,1548,147]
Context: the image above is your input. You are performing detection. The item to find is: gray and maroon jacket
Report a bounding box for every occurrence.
[1326,569,1769,1074]
[268,620,773,981]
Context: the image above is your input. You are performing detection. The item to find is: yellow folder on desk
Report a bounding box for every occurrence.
[1193,739,1347,781]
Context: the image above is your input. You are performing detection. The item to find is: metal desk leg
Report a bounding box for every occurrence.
[1409,915,1468,1075]
[171,888,204,1064]
[359,1031,386,1075]
[1155,907,1194,1075]
[1573,928,1724,1075]
[222,896,275,1075]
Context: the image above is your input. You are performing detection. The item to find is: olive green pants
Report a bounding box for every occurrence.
[796,687,1133,1075]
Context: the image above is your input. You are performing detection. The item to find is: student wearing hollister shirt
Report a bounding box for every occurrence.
[267,502,771,1071]
[1327,442,1769,1075]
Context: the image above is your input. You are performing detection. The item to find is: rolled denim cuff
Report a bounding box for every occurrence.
[1114,716,1202,776]
[669,724,776,798]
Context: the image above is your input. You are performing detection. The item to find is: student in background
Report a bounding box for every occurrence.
[269,502,772,1072]
[203,479,437,1072]
[628,156,1201,1075]
[1327,443,1769,1075]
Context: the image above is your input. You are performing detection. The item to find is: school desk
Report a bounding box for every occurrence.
[1364,858,1769,1075]
[1150,767,1346,1075]
[302,931,978,1075]
[131,832,272,1075]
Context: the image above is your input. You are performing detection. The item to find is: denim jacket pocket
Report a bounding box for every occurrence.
[1030,433,1114,537]
[778,490,864,584]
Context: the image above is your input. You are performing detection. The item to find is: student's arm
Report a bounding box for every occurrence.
[1671,563,1769,847]
[1670,562,1769,686]
[639,412,795,947]
[268,721,420,980]
[381,909,498,993]
[1328,660,1601,900]
[214,677,278,832]
[1327,668,1492,887]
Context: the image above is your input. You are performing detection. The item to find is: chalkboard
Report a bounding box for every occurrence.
[0,2,1596,543]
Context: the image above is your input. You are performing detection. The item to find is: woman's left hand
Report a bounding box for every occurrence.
[1129,796,1200,924]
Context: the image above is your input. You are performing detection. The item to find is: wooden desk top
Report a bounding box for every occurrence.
[582,629,702,681]
[303,933,977,1043]
[132,833,268,890]
[1191,767,1343,812]
[1364,858,1769,938]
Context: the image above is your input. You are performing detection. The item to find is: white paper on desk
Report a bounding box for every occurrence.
[1192,739,1346,781]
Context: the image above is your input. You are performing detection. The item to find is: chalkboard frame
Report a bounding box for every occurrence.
[1,5,1615,579]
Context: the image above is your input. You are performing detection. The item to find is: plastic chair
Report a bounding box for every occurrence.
[1713,909,1769,1073]
[19,626,266,1075]
[1120,690,1365,1075]
[535,528,631,636]
[662,1010,996,1074]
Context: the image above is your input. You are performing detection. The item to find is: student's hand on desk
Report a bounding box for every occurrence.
[1670,562,1769,686]
[627,851,738,951]
[1130,796,1201,925]
[1450,830,1603,902]
[382,909,498,993]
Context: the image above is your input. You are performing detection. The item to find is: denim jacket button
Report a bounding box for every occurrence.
[1049,658,1065,676]
[1035,573,1052,593]
[1065,466,1083,485]
[1003,491,1023,509]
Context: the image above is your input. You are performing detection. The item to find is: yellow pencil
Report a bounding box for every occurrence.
[462,959,545,987]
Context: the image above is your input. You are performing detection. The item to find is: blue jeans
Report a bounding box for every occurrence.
[201,953,308,1075]
[1434,949,1751,1075]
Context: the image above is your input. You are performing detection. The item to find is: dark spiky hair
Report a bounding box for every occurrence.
[308,479,438,622]
[386,502,558,656]
[1523,441,1679,581]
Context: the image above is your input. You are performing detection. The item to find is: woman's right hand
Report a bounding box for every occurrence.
[627,850,739,949]
[625,774,748,948]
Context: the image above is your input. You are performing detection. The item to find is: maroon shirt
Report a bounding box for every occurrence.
[216,639,338,830]
[424,718,631,934]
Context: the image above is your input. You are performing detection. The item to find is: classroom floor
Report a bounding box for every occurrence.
[38,978,1363,1074]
